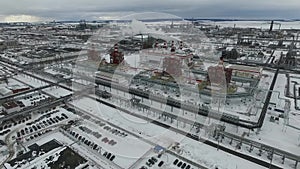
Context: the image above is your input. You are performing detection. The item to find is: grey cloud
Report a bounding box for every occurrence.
[0,0,299,21]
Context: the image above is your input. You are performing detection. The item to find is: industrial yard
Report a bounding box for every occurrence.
[0,16,299,169]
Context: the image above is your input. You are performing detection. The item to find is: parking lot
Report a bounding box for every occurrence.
[136,150,197,169]
[64,117,153,169]
[15,106,74,142]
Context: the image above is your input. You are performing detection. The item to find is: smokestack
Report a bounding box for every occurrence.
[269,20,274,33]
[114,44,118,52]
[219,56,224,65]
[163,42,167,49]
[179,41,183,50]
[154,40,159,48]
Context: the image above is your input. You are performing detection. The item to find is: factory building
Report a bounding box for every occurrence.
[227,65,263,79]
[0,87,13,96]
[0,39,18,51]
[207,65,232,85]
[2,101,21,114]
[163,57,182,76]
[7,85,30,94]
[207,56,232,85]
[110,44,124,65]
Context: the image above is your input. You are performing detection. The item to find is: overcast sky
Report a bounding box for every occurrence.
[0,0,299,22]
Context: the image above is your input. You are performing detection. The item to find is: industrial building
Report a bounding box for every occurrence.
[2,101,21,114]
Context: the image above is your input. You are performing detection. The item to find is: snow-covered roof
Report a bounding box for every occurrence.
[0,87,12,96]
[2,101,19,109]
[227,64,263,73]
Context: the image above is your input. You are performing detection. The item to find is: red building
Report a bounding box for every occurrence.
[2,101,21,114]
[7,85,30,94]
[207,66,232,85]
[110,44,124,65]
[163,57,182,76]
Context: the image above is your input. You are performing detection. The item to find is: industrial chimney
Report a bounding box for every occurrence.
[269,20,274,33]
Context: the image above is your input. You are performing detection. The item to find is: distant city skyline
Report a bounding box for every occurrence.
[0,0,299,22]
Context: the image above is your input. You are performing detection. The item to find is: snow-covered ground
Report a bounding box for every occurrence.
[95,75,298,158]
[0,78,28,90]
[71,96,269,169]
[205,20,300,30]
[124,54,140,68]
[69,119,153,169]
[256,73,300,155]
[285,73,300,129]
[14,74,48,88]
[43,86,73,98]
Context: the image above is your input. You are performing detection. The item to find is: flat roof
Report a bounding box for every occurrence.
[0,87,12,96]
[7,84,29,90]
[2,101,19,109]
[227,64,263,73]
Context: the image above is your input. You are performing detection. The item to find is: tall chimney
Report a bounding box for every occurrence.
[269,20,274,33]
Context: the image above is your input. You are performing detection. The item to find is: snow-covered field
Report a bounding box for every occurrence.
[14,74,48,88]
[71,96,269,169]
[203,20,300,30]
[43,87,73,98]
[71,121,152,168]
